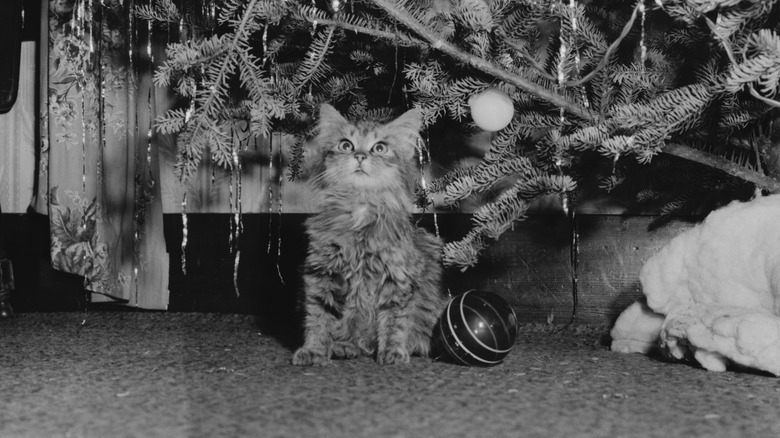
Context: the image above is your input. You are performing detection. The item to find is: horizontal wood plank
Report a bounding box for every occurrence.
[1,213,697,325]
[575,216,695,325]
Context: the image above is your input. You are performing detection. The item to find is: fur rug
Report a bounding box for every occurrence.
[611,194,780,376]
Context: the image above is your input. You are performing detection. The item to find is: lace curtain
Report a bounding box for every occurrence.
[30,0,308,309]
[32,0,169,309]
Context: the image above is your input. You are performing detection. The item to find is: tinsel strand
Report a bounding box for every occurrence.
[228,141,235,258]
[229,124,243,297]
[181,191,188,275]
[639,1,647,68]
[86,0,94,53]
[78,0,88,195]
[233,143,243,296]
[127,0,134,76]
[177,0,190,277]
[83,0,93,290]
[140,13,157,304]
[559,0,580,325]
[311,0,318,32]
[72,0,89,292]
[568,209,580,325]
[417,136,439,238]
[97,1,105,188]
[425,140,439,238]
[275,133,285,285]
[96,0,106,290]
[126,0,140,292]
[267,133,274,255]
[81,96,88,194]
[261,22,268,67]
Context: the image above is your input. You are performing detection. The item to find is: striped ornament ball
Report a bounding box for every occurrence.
[434,290,518,366]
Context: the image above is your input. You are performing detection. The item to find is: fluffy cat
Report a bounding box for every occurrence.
[292,104,448,366]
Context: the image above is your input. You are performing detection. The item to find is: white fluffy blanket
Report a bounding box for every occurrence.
[610,194,780,375]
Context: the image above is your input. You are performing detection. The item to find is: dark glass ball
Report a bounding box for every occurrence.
[433,290,518,366]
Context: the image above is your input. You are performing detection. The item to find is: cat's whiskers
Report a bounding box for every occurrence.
[306,170,328,190]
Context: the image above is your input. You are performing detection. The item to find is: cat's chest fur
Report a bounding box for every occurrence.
[310,189,410,234]
[308,199,411,250]
[305,191,418,283]
[351,204,371,228]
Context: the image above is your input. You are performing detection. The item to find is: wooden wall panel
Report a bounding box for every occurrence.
[576,216,695,325]
[1,212,694,326]
[437,214,576,324]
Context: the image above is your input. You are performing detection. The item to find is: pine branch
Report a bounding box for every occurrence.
[135,0,180,25]
[442,231,485,271]
[441,169,577,269]
[140,0,780,272]
[371,0,777,193]
[470,188,530,241]
[293,27,337,92]
[371,0,596,121]
[442,155,536,205]
[296,6,421,47]
[562,2,642,87]
[663,143,780,192]
[174,0,264,182]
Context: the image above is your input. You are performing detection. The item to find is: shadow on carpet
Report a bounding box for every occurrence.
[1,312,779,438]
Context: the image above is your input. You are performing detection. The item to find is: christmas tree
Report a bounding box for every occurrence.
[139,0,780,270]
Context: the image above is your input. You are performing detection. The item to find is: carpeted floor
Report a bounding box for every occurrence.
[1,312,779,438]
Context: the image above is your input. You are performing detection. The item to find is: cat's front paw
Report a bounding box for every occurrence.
[332,341,361,359]
[292,347,330,366]
[377,347,411,365]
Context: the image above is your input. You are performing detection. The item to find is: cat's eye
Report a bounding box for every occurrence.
[337,140,353,152]
[371,142,387,154]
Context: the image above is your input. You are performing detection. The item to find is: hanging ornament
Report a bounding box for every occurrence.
[468,88,514,132]
[433,290,518,367]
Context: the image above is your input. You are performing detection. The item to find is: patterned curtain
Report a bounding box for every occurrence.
[32,0,169,309]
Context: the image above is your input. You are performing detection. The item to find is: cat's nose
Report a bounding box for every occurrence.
[354,152,366,163]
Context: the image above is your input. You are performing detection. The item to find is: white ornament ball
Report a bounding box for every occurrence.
[468,88,514,132]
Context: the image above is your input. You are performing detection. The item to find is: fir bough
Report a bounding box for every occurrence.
[140,0,780,270]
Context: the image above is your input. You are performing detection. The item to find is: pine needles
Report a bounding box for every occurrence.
[139,0,780,270]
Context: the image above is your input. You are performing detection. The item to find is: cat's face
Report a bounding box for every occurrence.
[311,104,422,192]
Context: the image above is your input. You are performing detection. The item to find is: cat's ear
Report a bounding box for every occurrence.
[318,103,348,127]
[388,108,423,134]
